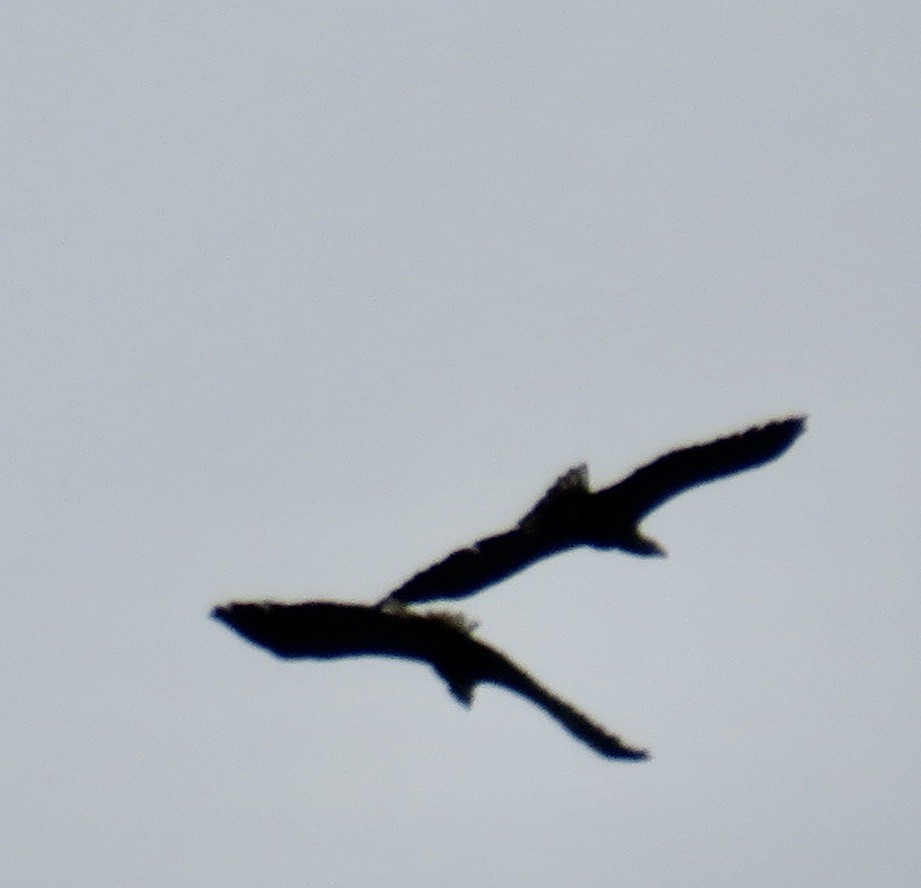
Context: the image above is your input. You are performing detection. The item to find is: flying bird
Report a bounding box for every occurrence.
[381,416,805,606]
[213,600,648,760]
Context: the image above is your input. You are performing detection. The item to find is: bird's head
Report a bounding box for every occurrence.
[626,532,667,557]
[587,524,667,557]
[441,670,475,707]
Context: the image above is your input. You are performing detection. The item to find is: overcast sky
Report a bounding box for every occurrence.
[3,3,919,886]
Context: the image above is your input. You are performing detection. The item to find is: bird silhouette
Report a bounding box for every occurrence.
[380,416,805,606]
[213,600,648,760]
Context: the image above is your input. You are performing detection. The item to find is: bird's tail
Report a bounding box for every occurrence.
[517,464,591,532]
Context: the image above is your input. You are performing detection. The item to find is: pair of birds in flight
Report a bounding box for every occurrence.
[214,416,805,759]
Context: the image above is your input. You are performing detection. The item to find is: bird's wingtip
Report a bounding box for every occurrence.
[621,747,651,761]
[778,414,808,446]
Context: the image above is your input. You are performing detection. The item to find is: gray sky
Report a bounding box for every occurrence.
[3,3,918,886]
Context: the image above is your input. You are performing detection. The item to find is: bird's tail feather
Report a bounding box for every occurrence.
[517,464,590,532]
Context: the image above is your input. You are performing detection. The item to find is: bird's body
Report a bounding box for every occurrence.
[382,416,805,605]
[213,600,647,760]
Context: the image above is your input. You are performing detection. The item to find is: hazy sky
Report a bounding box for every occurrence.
[3,3,918,886]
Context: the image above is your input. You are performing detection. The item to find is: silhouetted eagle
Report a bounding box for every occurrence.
[381,416,805,606]
[213,600,647,760]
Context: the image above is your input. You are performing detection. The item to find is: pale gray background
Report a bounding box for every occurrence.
[3,3,918,886]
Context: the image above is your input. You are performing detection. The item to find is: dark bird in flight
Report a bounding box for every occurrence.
[381,416,805,606]
[213,600,648,760]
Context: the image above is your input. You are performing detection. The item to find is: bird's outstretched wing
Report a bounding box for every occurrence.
[382,464,590,606]
[382,528,564,608]
[592,416,805,523]
[213,600,647,760]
